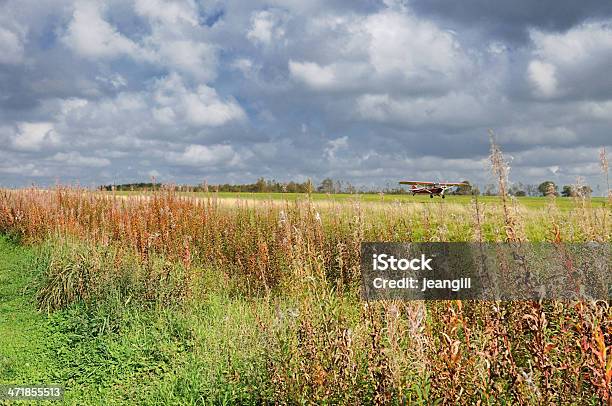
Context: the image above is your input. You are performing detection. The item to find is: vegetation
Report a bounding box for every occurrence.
[104,190,610,211]
[538,180,558,196]
[0,236,54,385]
[99,177,601,199]
[0,142,610,404]
[100,178,316,194]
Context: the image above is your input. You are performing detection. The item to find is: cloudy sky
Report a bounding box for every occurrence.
[1,0,612,191]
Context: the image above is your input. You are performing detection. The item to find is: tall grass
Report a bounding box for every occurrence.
[0,163,610,403]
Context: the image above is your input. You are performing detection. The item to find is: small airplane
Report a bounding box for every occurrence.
[399,181,468,198]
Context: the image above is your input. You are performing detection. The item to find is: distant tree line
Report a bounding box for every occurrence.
[209,178,315,193]
[99,179,317,193]
[99,182,158,191]
[99,178,594,197]
[478,181,594,197]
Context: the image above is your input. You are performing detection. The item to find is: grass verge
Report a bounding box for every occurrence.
[0,235,54,384]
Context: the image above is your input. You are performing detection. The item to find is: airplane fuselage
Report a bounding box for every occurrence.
[409,185,453,198]
[412,186,444,195]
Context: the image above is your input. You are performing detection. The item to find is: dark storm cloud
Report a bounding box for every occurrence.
[408,0,612,42]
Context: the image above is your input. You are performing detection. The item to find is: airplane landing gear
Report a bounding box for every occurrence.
[442,194,445,199]
[429,194,433,199]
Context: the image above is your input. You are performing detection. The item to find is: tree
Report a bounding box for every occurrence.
[577,185,592,197]
[345,182,356,194]
[563,184,592,197]
[508,182,526,197]
[561,185,573,197]
[255,177,267,193]
[538,181,558,197]
[526,184,539,197]
[317,178,334,193]
[453,180,473,195]
[483,184,497,196]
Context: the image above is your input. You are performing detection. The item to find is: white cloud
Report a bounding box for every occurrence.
[153,73,245,127]
[73,93,147,127]
[0,26,25,64]
[289,8,471,91]
[530,22,612,65]
[183,87,245,126]
[527,60,558,98]
[528,21,612,97]
[232,58,253,72]
[168,144,239,166]
[289,61,337,89]
[52,151,110,167]
[0,162,42,176]
[46,74,245,147]
[62,1,141,59]
[134,0,198,26]
[12,122,59,151]
[247,10,287,46]
[62,1,218,81]
[133,0,219,81]
[154,40,217,82]
[231,58,261,80]
[364,10,466,81]
[152,106,176,125]
[325,136,348,159]
[59,98,88,115]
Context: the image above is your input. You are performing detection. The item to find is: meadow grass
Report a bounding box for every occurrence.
[0,184,610,404]
[0,236,54,384]
[107,189,609,210]
[0,236,276,404]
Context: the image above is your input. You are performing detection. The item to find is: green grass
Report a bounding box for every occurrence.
[0,236,54,385]
[0,236,275,405]
[106,190,609,209]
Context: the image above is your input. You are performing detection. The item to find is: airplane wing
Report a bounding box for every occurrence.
[438,182,468,186]
[399,181,436,185]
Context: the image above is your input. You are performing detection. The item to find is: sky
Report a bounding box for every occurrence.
[1,0,612,192]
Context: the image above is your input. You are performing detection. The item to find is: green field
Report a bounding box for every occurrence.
[107,190,609,210]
